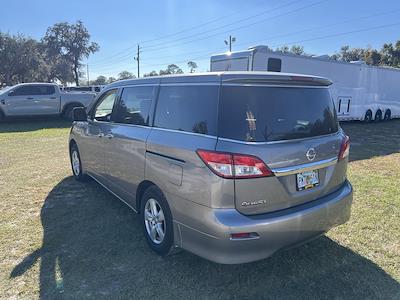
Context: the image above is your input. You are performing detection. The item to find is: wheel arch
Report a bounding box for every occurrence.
[364,109,373,121]
[374,109,383,121]
[136,180,159,213]
[384,108,392,120]
[69,138,77,150]
[62,102,85,114]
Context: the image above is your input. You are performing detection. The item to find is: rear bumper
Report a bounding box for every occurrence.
[176,180,353,264]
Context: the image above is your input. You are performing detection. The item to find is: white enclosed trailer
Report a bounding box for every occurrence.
[210,46,400,122]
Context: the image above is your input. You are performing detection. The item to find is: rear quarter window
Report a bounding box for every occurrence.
[154,85,218,135]
[219,86,338,142]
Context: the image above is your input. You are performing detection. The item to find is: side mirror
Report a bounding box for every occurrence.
[8,90,15,96]
[73,107,88,122]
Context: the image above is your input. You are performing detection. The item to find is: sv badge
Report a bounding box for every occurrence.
[241,199,268,207]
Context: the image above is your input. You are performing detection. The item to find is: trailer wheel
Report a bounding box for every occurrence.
[374,110,382,122]
[384,110,391,121]
[364,110,373,123]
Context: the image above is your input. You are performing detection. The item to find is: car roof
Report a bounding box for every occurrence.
[14,82,56,87]
[106,71,332,88]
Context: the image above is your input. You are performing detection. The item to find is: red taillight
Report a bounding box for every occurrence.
[196,150,233,178]
[196,149,273,179]
[338,135,350,160]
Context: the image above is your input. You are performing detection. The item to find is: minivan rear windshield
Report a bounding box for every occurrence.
[219,86,338,142]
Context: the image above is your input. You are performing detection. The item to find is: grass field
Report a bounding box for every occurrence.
[0,119,399,299]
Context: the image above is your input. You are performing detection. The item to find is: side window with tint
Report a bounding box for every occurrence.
[12,85,39,96]
[153,85,218,135]
[267,58,282,72]
[93,90,118,122]
[113,86,155,125]
[37,85,55,95]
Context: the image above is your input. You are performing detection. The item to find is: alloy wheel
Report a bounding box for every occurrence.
[71,150,81,176]
[144,198,166,244]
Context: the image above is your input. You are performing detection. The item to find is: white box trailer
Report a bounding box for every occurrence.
[210,46,400,122]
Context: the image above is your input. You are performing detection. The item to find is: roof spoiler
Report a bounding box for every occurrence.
[222,75,332,86]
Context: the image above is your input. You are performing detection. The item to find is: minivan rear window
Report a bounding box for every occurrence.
[219,86,338,142]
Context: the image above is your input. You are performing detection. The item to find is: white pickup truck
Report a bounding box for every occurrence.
[0,83,96,121]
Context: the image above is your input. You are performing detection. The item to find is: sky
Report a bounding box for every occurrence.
[1,0,400,80]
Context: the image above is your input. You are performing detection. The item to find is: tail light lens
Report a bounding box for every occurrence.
[196,150,273,179]
[338,135,350,160]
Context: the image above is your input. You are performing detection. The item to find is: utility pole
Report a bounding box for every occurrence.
[224,35,236,52]
[86,64,90,86]
[134,44,142,78]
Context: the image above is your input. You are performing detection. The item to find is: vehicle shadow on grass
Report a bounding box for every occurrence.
[10,177,400,299]
[0,117,71,133]
[340,119,400,162]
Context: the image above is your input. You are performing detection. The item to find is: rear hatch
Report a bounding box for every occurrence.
[216,78,347,215]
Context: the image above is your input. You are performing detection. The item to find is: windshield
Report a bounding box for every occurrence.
[218,86,338,142]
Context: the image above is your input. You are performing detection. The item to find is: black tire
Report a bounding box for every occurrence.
[0,110,4,122]
[374,110,382,122]
[140,186,174,256]
[63,104,83,121]
[384,109,391,121]
[364,110,373,123]
[69,143,87,181]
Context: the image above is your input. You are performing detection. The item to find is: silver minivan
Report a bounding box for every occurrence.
[69,72,353,264]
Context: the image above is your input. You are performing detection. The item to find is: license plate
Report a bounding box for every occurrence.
[296,170,319,191]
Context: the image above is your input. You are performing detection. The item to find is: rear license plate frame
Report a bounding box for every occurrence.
[296,169,319,191]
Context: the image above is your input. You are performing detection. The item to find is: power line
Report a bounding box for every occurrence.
[89,11,400,74]
[138,0,272,45]
[139,21,400,70]
[142,0,327,53]
[142,0,300,49]
[269,21,400,48]
[88,0,281,65]
[89,0,320,67]
[143,0,306,51]
[223,8,400,51]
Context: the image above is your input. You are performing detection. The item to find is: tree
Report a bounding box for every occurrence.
[276,45,290,53]
[334,46,365,62]
[275,45,308,56]
[39,41,74,84]
[117,70,135,80]
[289,45,306,56]
[90,75,107,85]
[187,61,198,73]
[380,42,400,67]
[43,21,99,86]
[159,64,183,75]
[364,48,381,66]
[107,77,116,84]
[144,70,159,77]
[0,33,48,85]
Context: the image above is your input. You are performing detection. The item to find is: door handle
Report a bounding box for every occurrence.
[27,97,34,100]
[0,99,5,105]
[105,134,114,139]
[97,133,105,138]
[50,97,57,99]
